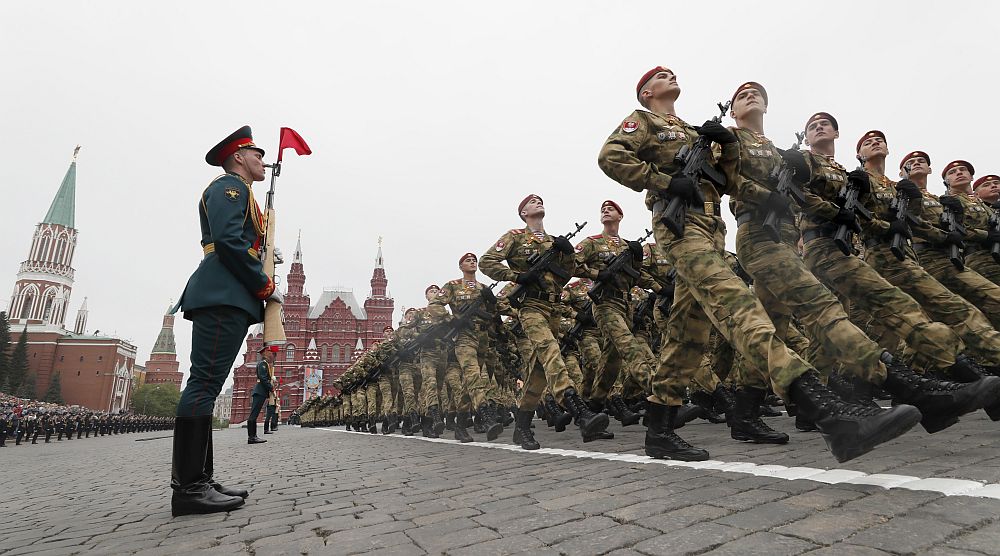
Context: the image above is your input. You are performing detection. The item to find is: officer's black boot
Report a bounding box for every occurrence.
[790,371,921,463]
[945,355,1000,421]
[512,410,540,450]
[884,356,1000,433]
[172,415,245,517]
[206,429,249,498]
[729,388,789,444]
[429,405,446,436]
[263,420,271,435]
[689,390,726,424]
[247,420,266,444]
[608,395,640,426]
[479,403,503,441]
[563,388,609,438]
[502,404,515,426]
[644,402,709,461]
[454,411,474,443]
[445,411,456,432]
[543,393,572,432]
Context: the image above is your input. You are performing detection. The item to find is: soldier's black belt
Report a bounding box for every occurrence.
[801,228,835,244]
[521,290,561,303]
[735,213,756,227]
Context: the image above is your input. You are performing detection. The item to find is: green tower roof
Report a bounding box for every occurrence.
[43,149,78,229]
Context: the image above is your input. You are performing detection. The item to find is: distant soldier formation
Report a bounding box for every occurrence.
[0,393,173,447]
[295,71,1000,468]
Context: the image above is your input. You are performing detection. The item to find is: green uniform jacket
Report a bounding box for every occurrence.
[253,359,273,398]
[176,173,273,322]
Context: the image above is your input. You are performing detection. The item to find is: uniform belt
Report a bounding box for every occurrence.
[735,213,755,227]
[863,238,883,249]
[203,243,259,259]
[689,202,722,216]
[801,228,835,244]
[911,242,930,253]
[522,289,561,303]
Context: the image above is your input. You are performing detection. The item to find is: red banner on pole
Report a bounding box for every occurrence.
[277,127,312,162]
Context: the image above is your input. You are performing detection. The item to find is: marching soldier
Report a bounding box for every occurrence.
[480,195,609,449]
[170,126,279,516]
[598,67,920,463]
[969,174,1000,286]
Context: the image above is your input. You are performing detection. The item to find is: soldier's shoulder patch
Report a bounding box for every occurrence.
[621,120,639,133]
[224,187,241,201]
[574,243,584,253]
[495,239,506,251]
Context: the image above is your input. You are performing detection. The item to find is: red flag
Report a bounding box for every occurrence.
[277,127,312,162]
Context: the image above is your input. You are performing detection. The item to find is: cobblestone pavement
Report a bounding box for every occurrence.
[3,412,1000,555]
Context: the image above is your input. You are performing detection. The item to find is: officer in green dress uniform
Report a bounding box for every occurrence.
[170,126,282,517]
[248,345,277,444]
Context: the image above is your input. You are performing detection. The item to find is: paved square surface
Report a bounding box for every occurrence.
[3,412,1000,555]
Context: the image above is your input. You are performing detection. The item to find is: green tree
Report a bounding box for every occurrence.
[43,371,64,404]
[0,311,10,388]
[6,327,29,395]
[16,370,36,400]
[131,384,181,417]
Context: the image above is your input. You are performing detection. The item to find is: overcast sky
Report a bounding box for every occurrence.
[3,1,998,389]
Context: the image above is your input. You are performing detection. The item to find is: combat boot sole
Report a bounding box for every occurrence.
[986,401,1000,422]
[818,404,921,463]
[551,411,572,433]
[484,422,503,442]
[582,430,614,443]
[644,434,709,462]
[730,427,789,444]
[577,412,610,437]
[672,404,707,430]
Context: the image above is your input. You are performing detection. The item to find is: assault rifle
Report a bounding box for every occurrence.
[939,198,966,271]
[632,290,655,331]
[655,268,677,316]
[507,222,587,308]
[762,132,808,243]
[656,101,731,238]
[587,229,654,303]
[888,164,919,261]
[559,301,595,355]
[989,204,1000,263]
[440,283,499,343]
[833,162,873,256]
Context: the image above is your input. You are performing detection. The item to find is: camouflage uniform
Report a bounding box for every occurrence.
[428,278,496,410]
[562,280,602,399]
[480,227,578,409]
[599,110,813,407]
[799,153,959,373]
[964,195,1000,286]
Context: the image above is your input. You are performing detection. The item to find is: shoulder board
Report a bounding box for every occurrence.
[587,234,603,240]
[448,279,461,285]
[509,228,524,235]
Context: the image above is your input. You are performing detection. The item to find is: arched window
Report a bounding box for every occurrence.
[320,344,328,362]
[42,296,54,321]
[331,344,340,363]
[55,238,67,265]
[285,344,295,362]
[37,234,51,262]
[20,293,35,320]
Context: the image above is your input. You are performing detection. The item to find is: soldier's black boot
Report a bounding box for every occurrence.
[945,355,1000,422]
[512,410,540,450]
[608,395,641,426]
[712,384,737,425]
[563,388,609,438]
[454,411,474,443]
[387,413,399,434]
[369,415,379,434]
[445,411,456,432]
[247,420,266,444]
[172,415,245,517]
[543,393,572,432]
[644,402,709,461]
[478,403,503,441]
[206,430,249,499]
[429,405,446,436]
[790,371,921,463]
[795,414,818,432]
[883,356,1000,433]
[729,388,789,444]
[401,414,413,436]
[672,403,708,430]
[421,414,439,439]
[690,390,726,424]
[408,411,421,434]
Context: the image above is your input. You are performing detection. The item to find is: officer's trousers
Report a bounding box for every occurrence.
[248,394,266,436]
[177,306,252,417]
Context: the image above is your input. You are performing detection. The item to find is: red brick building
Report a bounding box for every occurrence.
[229,236,394,423]
[142,306,182,390]
[7,149,138,412]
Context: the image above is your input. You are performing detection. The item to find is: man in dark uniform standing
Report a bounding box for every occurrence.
[170,126,282,517]
[248,345,277,444]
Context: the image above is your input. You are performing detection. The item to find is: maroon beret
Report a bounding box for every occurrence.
[974,175,1000,190]
[899,151,930,170]
[942,160,975,179]
[601,199,623,216]
[731,81,768,107]
[425,284,440,294]
[856,130,886,153]
[459,252,477,266]
[804,112,838,132]
[518,194,543,219]
[636,66,672,101]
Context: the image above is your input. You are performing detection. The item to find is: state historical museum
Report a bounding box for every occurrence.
[228,238,394,423]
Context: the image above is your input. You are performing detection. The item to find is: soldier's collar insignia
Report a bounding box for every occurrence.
[224,187,241,201]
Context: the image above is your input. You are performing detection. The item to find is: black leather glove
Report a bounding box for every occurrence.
[480,287,497,305]
[627,240,643,258]
[596,269,615,283]
[514,270,539,285]
[667,174,699,203]
[884,219,912,240]
[762,191,792,214]
[696,120,738,144]
[847,169,872,197]
[553,236,574,255]
[777,148,810,183]
[939,195,964,215]
[984,228,1000,247]
[833,207,861,233]
[895,179,921,200]
[941,230,965,249]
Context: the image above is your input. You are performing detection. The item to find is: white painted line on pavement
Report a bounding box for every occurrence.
[313,427,1000,500]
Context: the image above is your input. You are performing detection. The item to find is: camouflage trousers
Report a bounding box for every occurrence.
[454,332,491,409]
[419,346,464,412]
[517,299,574,409]
[804,236,958,372]
[367,381,379,417]
[397,360,420,413]
[379,373,398,416]
[737,221,885,397]
[562,347,586,390]
[589,299,653,403]
[651,213,812,406]
[920,247,1000,331]
[867,244,1000,366]
[967,252,1000,287]
[578,330,602,399]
